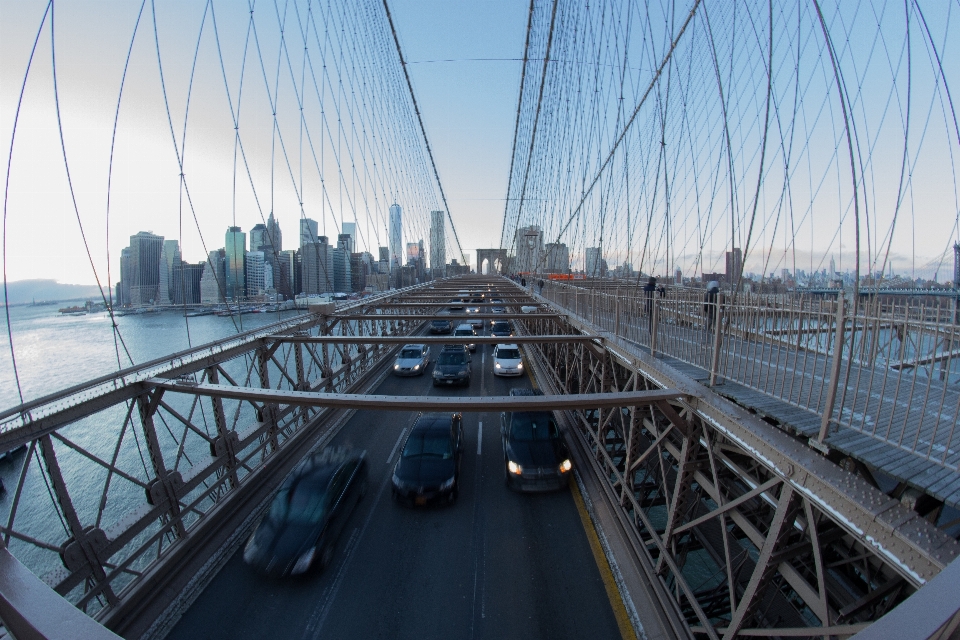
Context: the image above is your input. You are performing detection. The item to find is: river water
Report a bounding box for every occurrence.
[0,304,308,412]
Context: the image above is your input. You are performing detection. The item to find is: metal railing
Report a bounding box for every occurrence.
[0,283,431,636]
[540,282,960,471]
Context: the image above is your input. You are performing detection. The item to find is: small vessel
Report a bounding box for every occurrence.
[58,306,87,316]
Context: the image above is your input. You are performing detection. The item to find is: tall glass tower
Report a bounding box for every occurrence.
[225,226,246,301]
[388,204,402,270]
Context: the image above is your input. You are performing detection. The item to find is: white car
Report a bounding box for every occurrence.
[493,344,524,377]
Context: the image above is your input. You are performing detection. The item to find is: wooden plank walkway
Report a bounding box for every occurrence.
[615,314,960,509]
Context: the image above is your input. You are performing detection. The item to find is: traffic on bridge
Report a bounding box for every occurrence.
[1,1,959,639]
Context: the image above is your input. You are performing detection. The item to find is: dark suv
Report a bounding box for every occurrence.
[490,320,512,337]
[430,318,453,334]
[500,389,572,491]
[432,345,472,386]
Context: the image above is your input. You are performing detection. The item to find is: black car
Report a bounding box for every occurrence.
[501,389,572,491]
[244,447,368,576]
[432,344,472,386]
[490,320,512,337]
[430,318,453,334]
[392,413,464,506]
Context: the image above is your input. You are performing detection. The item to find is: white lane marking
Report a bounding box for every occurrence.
[386,427,407,464]
[477,422,482,455]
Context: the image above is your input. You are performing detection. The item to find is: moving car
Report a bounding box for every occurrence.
[490,320,512,338]
[432,345,472,386]
[393,344,430,376]
[453,324,477,352]
[392,413,464,506]
[243,447,368,576]
[464,306,484,330]
[493,344,523,377]
[430,318,453,334]
[500,389,572,491]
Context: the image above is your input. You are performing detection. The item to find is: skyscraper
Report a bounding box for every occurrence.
[585,247,603,277]
[300,218,319,249]
[388,204,402,270]
[726,248,743,284]
[266,213,283,253]
[225,226,246,301]
[430,210,445,271]
[544,243,569,273]
[249,224,267,254]
[302,236,334,294]
[341,221,356,254]
[245,251,266,296]
[515,225,543,273]
[128,231,164,306]
[163,239,180,302]
[200,249,226,304]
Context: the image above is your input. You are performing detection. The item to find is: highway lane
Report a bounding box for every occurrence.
[167,335,623,640]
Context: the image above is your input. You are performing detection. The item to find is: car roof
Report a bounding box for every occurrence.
[412,412,454,433]
[496,343,520,350]
[441,343,468,351]
[401,343,426,350]
[454,324,474,331]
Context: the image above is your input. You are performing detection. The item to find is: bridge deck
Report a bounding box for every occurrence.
[166,338,623,640]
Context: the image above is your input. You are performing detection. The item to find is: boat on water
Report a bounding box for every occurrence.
[58,306,87,316]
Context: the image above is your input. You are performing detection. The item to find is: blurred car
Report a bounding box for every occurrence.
[453,324,477,352]
[393,344,430,376]
[465,308,485,330]
[430,319,453,334]
[493,344,523,377]
[490,320,512,338]
[243,447,368,576]
[433,344,472,386]
[392,413,464,506]
[500,389,571,492]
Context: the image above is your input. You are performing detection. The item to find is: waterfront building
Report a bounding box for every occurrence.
[128,231,164,306]
[172,262,204,304]
[245,251,266,296]
[200,249,225,304]
[163,239,181,302]
[118,247,131,306]
[302,236,334,294]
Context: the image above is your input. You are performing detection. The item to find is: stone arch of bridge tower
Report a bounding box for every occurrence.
[476,249,509,275]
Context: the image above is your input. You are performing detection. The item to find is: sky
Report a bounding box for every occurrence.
[1,1,958,286]
[0,0,529,285]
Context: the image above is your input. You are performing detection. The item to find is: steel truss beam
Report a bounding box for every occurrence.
[513,303,959,638]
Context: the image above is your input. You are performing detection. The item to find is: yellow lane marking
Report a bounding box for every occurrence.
[527,345,635,639]
[571,479,638,640]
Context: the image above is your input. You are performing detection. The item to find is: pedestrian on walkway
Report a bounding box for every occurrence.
[643,276,657,322]
[704,280,720,333]
[537,279,544,295]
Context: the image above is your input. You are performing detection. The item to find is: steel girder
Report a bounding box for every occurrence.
[515,308,959,638]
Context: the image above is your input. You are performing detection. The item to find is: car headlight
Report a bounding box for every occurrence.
[242,535,259,563]
[495,362,501,369]
[394,364,400,370]
[432,369,440,378]
[413,364,420,370]
[507,460,522,475]
[517,362,523,370]
[291,547,316,575]
[559,459,572,473]
[439,476,455,491]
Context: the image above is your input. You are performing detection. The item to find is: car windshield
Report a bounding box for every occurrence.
[400,349,422,359]
[497,349,520,359]
[432,320,447,325]
[492,322,510,332]
[268,483,328,525]
[454,330,472,336]
[438,353,465,365]
[509,414,559,442]
[403,432,453,458]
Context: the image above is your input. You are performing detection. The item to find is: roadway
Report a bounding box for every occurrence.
[167,328,624,640]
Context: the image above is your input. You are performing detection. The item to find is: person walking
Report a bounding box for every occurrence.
[537,279,544,295]
[643,276,657,327]
[704,280,720,334]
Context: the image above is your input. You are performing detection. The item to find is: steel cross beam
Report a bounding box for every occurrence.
[265,335,600,344]
[146,380,684,410]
